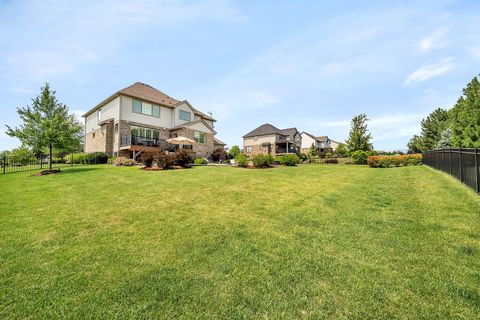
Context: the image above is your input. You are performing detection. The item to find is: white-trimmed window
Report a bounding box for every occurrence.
[246,146,252,153]
[194,131,205,144]
[179,110,191,121]
[131,126,160,139]
[132,99,160,117]
[97,109,102,122]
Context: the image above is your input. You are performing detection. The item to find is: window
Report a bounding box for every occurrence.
[142,102,152,115]
[97,109,102,122]
[253,136,258,141]
[194,131,205,144]
[246,146,252,153]
[179,110,191,121]
[132,100,160,117]
[132,100,142,113]
[152,105,160,117]
[114,123,119,133]
[131,126,160,139]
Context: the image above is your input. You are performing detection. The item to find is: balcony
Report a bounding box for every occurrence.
[120,134,179,151]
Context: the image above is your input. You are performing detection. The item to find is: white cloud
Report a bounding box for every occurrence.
[419,26,448,52]
[404,57,454,86]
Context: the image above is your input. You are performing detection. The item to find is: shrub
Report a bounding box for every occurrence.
[66,152,108,164]
[252,154,274,168]
[298,153,308,163]
[229,145,241,158]
[113,157,136,166]
[154,151,175,169]
[140,152,155,167]
[351,150,368,164]
[324,158,339,164]
[174,149,193,168]
[211,148,228,162]
[107,156,117,165]
[235,153,248,167]
[194,157,208,165]
[275,154,300,166]
[368,154,422,168]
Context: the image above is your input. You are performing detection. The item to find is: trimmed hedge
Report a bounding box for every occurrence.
[252,154,274,168]
[66,152,109,164]
[368,154,422,168]
[275,154,300,166]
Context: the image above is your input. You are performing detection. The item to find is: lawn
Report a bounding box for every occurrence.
[1,165,479,319]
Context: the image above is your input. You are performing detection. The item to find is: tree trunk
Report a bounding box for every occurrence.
[49,143,52,171]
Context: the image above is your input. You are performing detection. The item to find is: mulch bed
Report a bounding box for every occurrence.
[141,166,191,171]
[32,169,62,176]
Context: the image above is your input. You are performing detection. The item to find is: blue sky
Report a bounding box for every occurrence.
[1,0,479,151]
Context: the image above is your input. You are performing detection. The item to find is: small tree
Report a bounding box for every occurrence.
[346,114,372,152]
[229,145,241,158]
[436,128,452,149]
[407,135,424,154]
[334,143,348,157]
[308,143,317,157]
[5,83,83,171]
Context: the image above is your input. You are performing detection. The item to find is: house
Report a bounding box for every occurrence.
[83,82,224,159]
[243,124,302,156]
[300,132,332,154]
[329,139,341,151]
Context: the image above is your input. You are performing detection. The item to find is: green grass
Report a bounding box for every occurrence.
[1,165,479,319]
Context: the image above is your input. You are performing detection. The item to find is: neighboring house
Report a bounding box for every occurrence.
[83,82,224,159]
[243,124,302,156]
[300,132,332,154]
[329,139,340,151]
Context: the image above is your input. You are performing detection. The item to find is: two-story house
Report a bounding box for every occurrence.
[243,124,301,156]
[83,82,225,159]
[300,132,332,154]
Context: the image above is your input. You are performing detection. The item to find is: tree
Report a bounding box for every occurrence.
[229,145,240,158]
[449,76,480,147]
[420,108,448,150]
[436,128,452,149]
[407,135,424,153]
[308,143,317,157]
[334,143,348,157]
[5,83,83,171]
[346,114,372,152]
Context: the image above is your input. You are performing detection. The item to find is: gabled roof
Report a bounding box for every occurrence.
[175,100,215,122]
[172,119,217,134]
[280,127,300,140]
[301,132,329,143]
[243,123,287,138]
[213,137,226,146]
[83,83,215,122]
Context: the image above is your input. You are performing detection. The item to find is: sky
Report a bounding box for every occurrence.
[1,0,480,151]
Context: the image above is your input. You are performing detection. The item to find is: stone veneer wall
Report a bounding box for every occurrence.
[244,143,275,157]
[84,120,114,155]
[173,129,215,158]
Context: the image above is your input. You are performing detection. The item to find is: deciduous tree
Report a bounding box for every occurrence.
[5,83,83,170]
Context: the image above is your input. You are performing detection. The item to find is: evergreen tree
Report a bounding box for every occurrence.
[449,76,480,147]
[346,114,372,152]
[308,143,317,157]
[407,135,424,153]
[420,108,448,150]
[436,128,452,149]
[5,83,83,170]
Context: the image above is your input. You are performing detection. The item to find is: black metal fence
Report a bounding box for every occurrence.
[1,153,107,175]
[423,148,479,193]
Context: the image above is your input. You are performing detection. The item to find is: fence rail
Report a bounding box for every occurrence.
[306,157,352,165]
[423,148,479,193]
[1,153,106,175]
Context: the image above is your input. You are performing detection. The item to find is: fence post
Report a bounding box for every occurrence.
[476,148,479,194]
[449,147,452,175]
[2,157,5,174]
[459,147,463,182]
[40,154,43,170]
